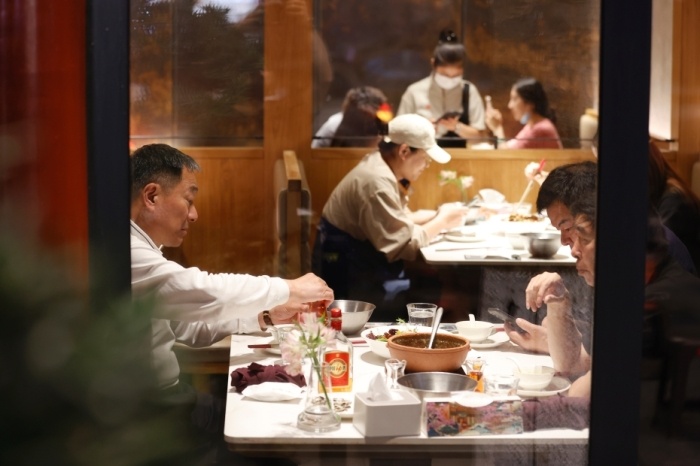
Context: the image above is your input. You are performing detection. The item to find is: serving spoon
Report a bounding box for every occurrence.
[427,306,444,349]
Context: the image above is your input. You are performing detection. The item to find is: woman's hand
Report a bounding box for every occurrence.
[436,115,460,132]
[485,107,503,133]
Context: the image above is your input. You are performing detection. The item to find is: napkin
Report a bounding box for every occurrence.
[365,374,391,402]
[230,362,305,392]
[241,382,303,402]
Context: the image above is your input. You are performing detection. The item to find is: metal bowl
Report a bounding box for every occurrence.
[397,372,477,400]
[327,300,375,335]
[520,232,561,259]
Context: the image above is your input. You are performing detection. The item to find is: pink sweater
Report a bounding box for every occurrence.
[506,118,562,149]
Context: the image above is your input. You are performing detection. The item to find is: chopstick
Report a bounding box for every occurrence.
[513,159,546,213]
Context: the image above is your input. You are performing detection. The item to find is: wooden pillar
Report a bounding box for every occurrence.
[0,0,88,276]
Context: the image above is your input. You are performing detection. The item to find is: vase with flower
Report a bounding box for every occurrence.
[280,311,341,432]
[439,170,474,203]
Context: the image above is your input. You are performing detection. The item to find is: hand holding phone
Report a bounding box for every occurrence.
[438,111,461,121]
[487,308,528,334]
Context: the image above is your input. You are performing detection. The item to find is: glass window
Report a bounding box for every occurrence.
[130,0,264,147]
[314,0,599,148]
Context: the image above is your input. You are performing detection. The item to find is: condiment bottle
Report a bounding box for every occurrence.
[325,308,353,392]
[308,301,327,320]
[467,358,484,393]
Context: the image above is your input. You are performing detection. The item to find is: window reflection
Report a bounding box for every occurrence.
[130,0,264,147]
[314,0,600,148]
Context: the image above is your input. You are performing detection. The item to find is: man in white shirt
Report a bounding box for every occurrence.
[130,143,332,461]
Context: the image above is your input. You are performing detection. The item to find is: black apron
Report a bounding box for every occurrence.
[312,217,409,322]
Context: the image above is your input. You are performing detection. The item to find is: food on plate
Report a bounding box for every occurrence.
[508,213,540,222]
[365,327,406,342]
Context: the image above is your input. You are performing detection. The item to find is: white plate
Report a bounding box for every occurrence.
[331,395,354,419]
[517,376,571,398]
[444,227,487,243]
[468,331,511,349]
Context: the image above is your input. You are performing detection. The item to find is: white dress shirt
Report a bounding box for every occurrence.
[130,220,289,388]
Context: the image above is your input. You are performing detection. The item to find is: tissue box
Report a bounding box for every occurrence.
[353,391,422,437]
[424,397,523,437]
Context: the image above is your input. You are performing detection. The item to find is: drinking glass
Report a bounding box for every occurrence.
[406,303,437,327]
[384,358,406,390]
[483,370,520,396]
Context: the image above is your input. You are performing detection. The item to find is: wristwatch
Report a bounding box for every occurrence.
[262,310,274,328]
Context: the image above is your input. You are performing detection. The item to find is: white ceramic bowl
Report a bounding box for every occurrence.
[361,325,432,359]
[455,321,496,342]
[516,365,556,390]
[506,232,528,250]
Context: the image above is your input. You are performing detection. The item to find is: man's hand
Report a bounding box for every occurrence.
[285,273,334,309]
[506,318,549,354]
[268,304,302,325]
[525,272,570,311]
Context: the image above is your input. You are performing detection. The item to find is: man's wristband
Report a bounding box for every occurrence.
[262,310,274,328]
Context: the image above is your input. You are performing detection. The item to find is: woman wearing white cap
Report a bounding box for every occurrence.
[312,114,468,320]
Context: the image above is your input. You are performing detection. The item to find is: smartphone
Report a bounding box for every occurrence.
[438,111,461,121]
[487,308,528,334]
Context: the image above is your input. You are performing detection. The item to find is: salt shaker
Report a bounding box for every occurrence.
[384,358,406,390]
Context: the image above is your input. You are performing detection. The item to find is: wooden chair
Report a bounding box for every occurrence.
[173,336,232,393]
[274,150,311,278]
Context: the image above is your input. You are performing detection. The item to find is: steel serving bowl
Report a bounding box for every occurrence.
[397,372,477,399]
[520,232,561,259]
[327,299,375,335]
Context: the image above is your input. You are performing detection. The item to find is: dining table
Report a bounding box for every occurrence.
[420,215,576,267]
[223,324,589,465]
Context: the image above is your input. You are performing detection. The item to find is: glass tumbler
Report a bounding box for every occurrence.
[384,358,406,390]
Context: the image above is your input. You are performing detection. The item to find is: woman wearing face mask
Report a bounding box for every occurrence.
[485,77,562,149]
[397,30,486,146]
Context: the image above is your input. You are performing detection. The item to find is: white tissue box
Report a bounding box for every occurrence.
[352,391,422,437]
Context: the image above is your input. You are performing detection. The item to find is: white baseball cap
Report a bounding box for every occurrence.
[384,114,451,164]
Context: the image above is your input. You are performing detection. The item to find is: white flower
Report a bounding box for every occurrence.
[438,170,457,186]
[459,176,474,190]
[280,312,336,377]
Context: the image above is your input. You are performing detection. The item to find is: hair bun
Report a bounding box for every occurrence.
[439,29,458,44]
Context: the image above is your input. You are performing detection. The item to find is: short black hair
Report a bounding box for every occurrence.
[536,161,597,213]
[130,143,200,201]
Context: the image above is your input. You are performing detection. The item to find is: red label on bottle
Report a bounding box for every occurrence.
[325,350,350,388]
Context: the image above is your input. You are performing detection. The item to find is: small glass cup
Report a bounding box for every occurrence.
[483,370,520,396]
[406,303,437,327]
[384,358,406,390]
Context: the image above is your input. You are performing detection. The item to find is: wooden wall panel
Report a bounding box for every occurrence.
[170,151,272,275]
[308,149,595,224]
[677,0,700,184]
